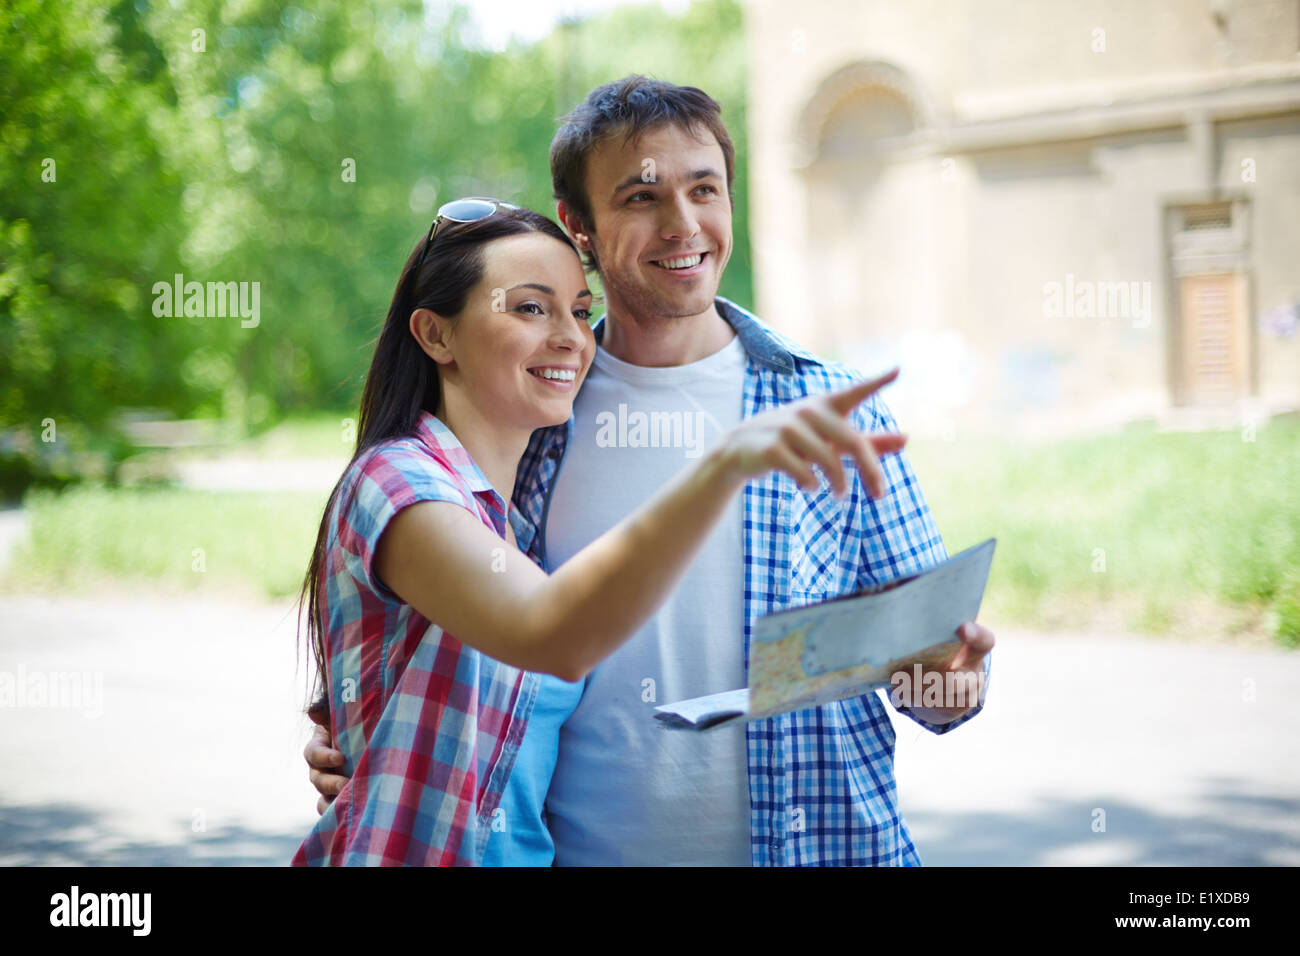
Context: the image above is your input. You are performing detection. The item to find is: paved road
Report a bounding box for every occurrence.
[889,630,1300,865]
[172,456,346,493]
[1,594,1297,865]
[1,595,318,865]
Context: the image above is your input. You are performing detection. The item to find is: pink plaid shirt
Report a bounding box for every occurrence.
[292,412,540,866]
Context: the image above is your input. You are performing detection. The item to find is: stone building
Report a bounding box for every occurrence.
[744,0,1300,436]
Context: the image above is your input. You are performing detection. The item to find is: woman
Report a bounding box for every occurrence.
[293,198,900,865]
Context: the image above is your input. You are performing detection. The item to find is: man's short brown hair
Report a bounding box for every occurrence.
[550,75,736,271]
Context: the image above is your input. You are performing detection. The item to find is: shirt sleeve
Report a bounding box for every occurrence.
[334,441,478,601]
[852,392,991,736]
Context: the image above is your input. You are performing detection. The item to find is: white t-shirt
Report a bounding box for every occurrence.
[543,332,752,865]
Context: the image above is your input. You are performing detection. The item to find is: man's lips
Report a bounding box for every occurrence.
[649,251,708,275]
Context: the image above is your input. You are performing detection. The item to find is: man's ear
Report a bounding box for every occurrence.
[556,200,592,251]
[409,308,455,365]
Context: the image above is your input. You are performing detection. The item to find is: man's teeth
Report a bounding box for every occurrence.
[655,254,703,270]
[531,368,576,381]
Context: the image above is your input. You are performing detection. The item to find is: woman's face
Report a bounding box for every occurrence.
[437,232,596,431]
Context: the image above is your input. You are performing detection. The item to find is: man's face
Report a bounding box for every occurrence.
[579,122,733,322]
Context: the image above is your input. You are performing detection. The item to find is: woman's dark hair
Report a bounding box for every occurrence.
[300,204,578,713]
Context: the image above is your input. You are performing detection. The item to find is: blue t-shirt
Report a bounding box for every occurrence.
[480,672,585,865]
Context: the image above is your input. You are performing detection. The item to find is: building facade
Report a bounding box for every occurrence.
[745,0,1300,436]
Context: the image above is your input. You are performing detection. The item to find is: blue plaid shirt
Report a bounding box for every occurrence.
[510,297,990,866]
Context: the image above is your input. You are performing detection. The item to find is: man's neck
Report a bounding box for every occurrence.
[433,395,532,511]
[600,297,735,368]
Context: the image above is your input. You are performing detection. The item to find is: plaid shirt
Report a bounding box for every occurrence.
[512,297,990,866]
[293,413,541,866]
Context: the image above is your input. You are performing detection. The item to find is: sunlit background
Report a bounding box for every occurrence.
[2,0,1297,866]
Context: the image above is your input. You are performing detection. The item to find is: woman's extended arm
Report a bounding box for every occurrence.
[375,370,903,682]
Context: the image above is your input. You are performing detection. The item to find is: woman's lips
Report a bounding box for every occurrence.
[527,367,578,391]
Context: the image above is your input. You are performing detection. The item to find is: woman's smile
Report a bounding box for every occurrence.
[528,364,580,391]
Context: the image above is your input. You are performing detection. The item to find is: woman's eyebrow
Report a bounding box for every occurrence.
[506,283,593,299]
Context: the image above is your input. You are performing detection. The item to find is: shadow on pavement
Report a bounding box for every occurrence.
[4,776,1296,866]
[0,801,305,866]
[910,776,1300,866]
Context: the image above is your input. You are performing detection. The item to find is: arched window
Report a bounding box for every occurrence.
[796,61,932,168]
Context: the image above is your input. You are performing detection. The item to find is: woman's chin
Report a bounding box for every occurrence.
[521,401,575,431]
[535,408,574,429]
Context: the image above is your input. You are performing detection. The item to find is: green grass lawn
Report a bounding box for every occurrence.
[233,412,360,459]
[5,416,1298,647]
[907,419,1300,646]
[5,486,330,601]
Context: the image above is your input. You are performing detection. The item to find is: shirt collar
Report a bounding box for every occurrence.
[414,412,495,493]
[590,296,822,374]
[415,411,538,552]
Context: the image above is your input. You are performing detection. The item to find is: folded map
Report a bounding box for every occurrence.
[654,538,997,731]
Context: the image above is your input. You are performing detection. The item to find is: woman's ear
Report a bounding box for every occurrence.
[410,308,454,365]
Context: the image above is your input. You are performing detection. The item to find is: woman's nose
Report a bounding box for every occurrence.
[551,318,588,351]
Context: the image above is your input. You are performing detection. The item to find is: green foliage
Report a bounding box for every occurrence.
[0,0,192,467]
[142,0,554,421]
[1,0,753,493]
[1277,587,1300,648]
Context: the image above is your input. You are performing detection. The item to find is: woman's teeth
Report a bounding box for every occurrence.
[530,368,576,381]
[655,253,703,270]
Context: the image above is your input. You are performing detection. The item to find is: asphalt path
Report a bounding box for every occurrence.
[1,594,1297,865]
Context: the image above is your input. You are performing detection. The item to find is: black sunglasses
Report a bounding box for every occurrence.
[412,196,519,275]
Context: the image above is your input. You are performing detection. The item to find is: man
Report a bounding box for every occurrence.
[306,75,994,865]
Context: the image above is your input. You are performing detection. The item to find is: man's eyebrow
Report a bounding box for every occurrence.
[687,166,724,183]
[612,172,652,196]
[610,166,724,198]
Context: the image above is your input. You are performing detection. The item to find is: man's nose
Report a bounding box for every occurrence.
[659,193,699,241]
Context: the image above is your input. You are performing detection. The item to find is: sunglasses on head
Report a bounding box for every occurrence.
[412,196,520,274]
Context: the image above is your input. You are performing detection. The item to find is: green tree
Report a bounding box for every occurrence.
[143,0,570,422]
[1,0,752,498]
[0,0,192,486]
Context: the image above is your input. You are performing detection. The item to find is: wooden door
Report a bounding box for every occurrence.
[1178,272,1249,405]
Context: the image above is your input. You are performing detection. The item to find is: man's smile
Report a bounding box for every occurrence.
[650,251,709,275]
